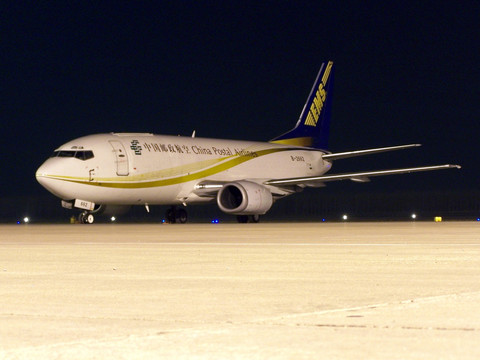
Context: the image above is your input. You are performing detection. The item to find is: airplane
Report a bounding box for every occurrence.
[36,61,460,224]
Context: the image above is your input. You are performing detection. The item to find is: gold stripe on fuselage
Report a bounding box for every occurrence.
[269,137,313,147]
[44,147,297,189]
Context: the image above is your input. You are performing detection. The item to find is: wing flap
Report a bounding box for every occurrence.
[265,164,461,187]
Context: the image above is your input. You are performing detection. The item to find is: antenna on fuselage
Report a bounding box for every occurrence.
[192,130,196,138]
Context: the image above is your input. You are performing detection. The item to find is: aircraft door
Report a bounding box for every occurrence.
[109,140,129,176]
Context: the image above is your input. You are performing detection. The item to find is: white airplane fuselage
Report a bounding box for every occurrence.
[36,133,331,206]
[36,62,460,223]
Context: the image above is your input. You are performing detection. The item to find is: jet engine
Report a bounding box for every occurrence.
[217,181,273,215]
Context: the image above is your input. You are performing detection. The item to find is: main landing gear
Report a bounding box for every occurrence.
[236,214,260,223]
[165,206,188,224]
[78,211,95,224]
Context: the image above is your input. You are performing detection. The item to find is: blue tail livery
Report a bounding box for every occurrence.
[270,61,334,150]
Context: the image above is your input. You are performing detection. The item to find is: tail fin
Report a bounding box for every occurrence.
[270,61,334,150]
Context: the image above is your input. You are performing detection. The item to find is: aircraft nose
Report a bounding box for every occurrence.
[36,163,47,179]
[35,160,62,196]
[36,160,52,183]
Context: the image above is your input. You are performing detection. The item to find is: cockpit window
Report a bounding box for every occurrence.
[50,150,94,161]
[50,151,75,158]
[76,150,94,160]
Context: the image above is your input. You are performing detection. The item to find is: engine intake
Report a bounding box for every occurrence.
[217,181,273,215]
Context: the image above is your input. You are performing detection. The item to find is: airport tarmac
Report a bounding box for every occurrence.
[1,222,479,359]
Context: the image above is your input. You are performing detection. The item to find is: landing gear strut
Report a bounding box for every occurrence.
[165,207,188,224]
[236,214,260,223]
[78,211,95,224]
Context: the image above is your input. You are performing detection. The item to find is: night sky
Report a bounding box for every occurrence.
[2,2,479,201]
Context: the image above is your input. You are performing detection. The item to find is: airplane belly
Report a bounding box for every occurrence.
[63,181,181,205]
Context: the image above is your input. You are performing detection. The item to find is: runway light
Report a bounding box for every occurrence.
[342,214,348,221]
[411,213,417,220]
[110,216,116,222]
[23,217,30,223]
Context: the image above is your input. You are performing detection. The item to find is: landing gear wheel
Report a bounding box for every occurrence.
[176,208,188,224]
[78,212,85,223]
[249,214,260,223]
[165,207,188,224]
[236,215,260,223]
[166,208,176,223]
[78,212,95,224]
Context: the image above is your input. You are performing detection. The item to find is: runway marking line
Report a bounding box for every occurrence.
[43,242,480,247]
[258,291,480,323]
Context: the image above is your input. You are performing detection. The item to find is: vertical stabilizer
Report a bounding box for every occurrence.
[270,61,334,150]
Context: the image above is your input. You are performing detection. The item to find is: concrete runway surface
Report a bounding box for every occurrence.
[1,222,480,359]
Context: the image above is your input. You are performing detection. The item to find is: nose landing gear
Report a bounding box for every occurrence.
[78,212,95,224]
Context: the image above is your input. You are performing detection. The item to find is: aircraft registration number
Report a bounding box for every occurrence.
[290,156,305,162]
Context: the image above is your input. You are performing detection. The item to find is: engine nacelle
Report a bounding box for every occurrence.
[217,181,273,215]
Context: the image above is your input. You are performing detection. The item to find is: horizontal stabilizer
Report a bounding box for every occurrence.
[265,164,461,187]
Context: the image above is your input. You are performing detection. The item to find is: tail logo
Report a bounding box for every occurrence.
[304,61,333,127]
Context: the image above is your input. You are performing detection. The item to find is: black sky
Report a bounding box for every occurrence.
[2,1,479,198]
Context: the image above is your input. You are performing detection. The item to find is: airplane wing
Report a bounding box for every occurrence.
[322,144,421,161]
[265,164,461,187]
